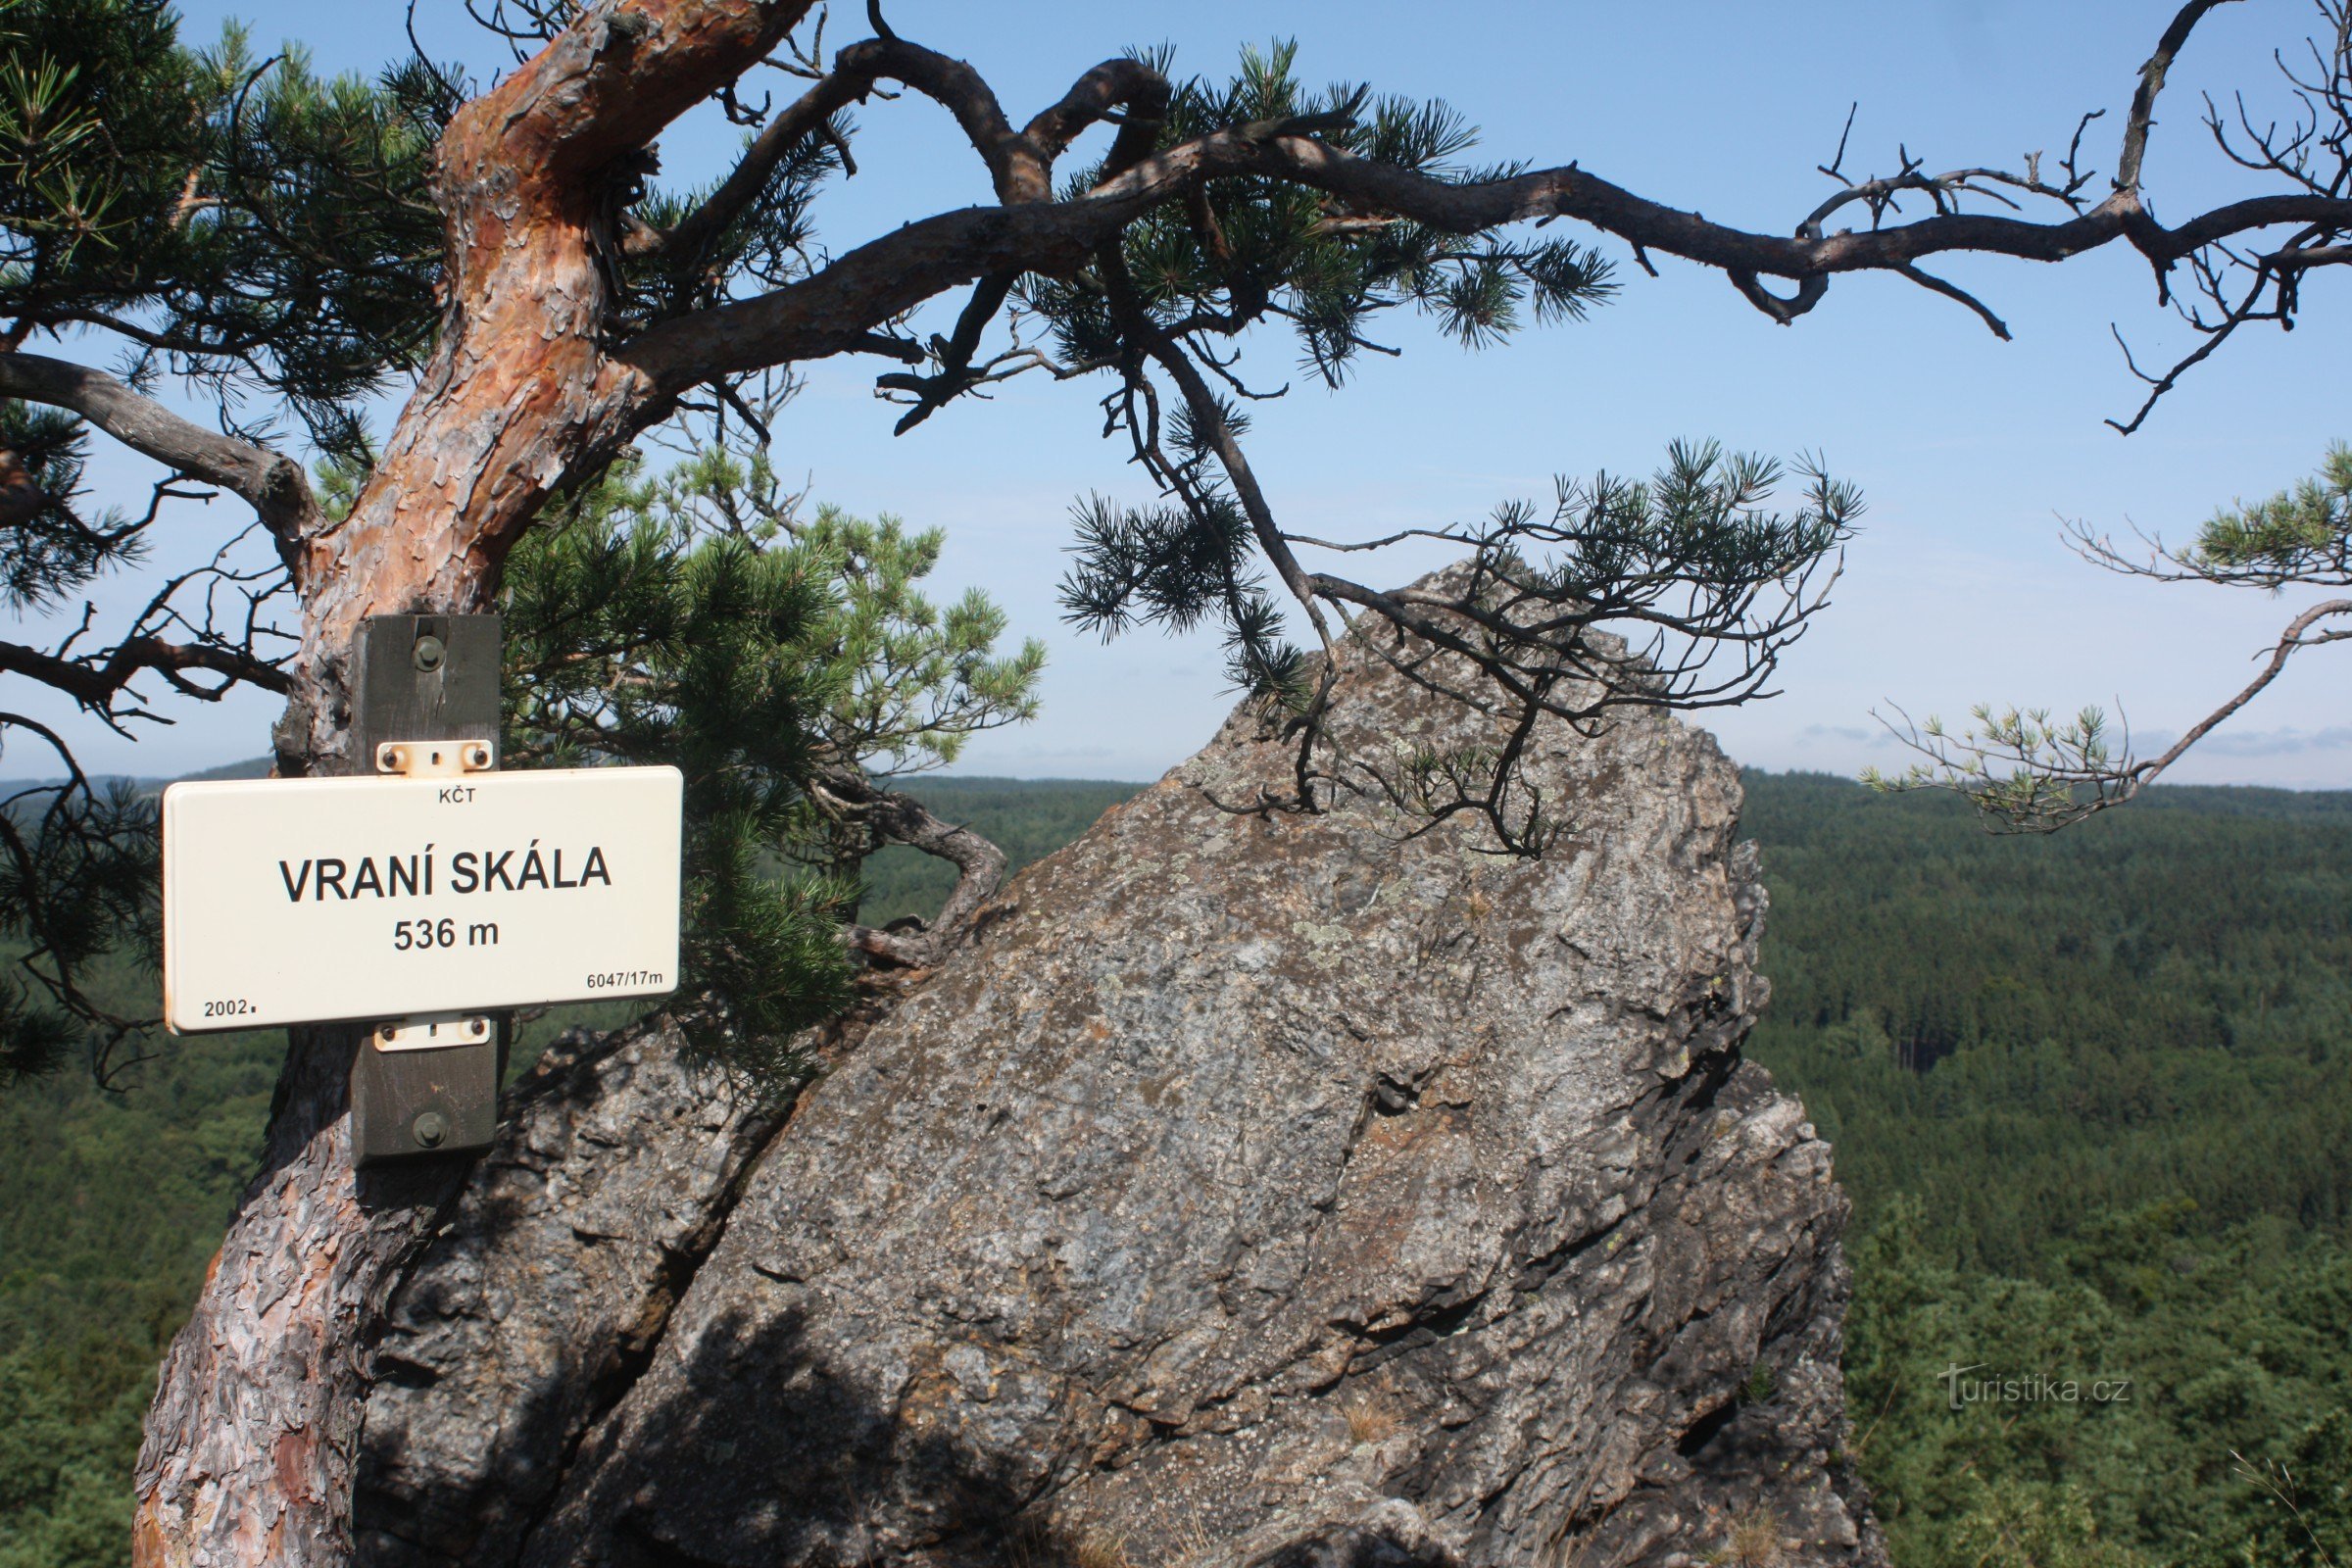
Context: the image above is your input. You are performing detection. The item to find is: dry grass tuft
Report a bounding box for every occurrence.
[1703,1506,1786,1568]
[1003,1520,1053,1568]
[1072,1532,1134,1568]
[1538,1530,1587,1568]
[1167,1507,1218,1568]
[1344,1397,1400,1447]
[1002,1521,1134,1568]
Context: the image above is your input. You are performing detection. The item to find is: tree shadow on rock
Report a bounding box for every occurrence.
[354,1022,797,1567]
[563,1303,1099,1568]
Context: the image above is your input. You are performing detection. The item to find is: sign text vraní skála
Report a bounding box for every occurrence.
[162,766,683,1033]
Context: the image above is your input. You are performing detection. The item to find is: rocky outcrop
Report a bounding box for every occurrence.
[358,611,1879,1568]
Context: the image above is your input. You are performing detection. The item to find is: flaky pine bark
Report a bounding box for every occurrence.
[130,1027,469,1567]
[281,2,816,744]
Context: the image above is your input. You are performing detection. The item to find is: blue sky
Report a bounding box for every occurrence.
[24,1,2352,784]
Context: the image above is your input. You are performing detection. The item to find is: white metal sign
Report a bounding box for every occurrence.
[162,766,683,1034]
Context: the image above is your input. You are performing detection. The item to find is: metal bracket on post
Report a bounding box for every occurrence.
[349,613,505,1166]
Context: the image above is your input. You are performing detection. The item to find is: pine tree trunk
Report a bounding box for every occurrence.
[130,1028,468,1565]
[127,7,807,1560]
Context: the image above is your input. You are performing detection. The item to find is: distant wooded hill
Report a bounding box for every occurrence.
[7,769,2352,1566]
[0,756,271,795]
[855,775,1148,924]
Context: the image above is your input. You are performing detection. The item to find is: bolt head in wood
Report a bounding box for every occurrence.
[412,635,446,671]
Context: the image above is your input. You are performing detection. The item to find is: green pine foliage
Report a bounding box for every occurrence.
[501,462,857,1084]
[498,445,1044,1085]
[0,402,137,612]
[1028,39,1630,708]
[1863,444,2352,831]
[2192,441,2352,584]
[791,504,1046,783]
[0,0,449,1079]
[0,780,160,1087]
[1025,39,1617,394]
[0,0,443,456]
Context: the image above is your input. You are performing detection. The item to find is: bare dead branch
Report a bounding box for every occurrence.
[2133,599,2352,779]
[1023,56,1170,181]
[630,29,2352,412]
[0,633,291,710]
[2120,1,2245,191]
[643,67,869,268]
[1894,264,2014,339]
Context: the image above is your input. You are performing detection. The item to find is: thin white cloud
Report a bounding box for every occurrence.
[2155,724,2352,760]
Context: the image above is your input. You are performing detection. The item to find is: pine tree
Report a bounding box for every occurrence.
[492,436,1044,1084]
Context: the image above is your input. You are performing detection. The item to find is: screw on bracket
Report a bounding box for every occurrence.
[375,740,496,777]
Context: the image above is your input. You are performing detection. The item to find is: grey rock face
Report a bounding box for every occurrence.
[355,1020,780,1563]
[359,617,1879,1568]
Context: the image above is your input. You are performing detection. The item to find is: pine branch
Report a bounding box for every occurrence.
[0,353,313,546]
